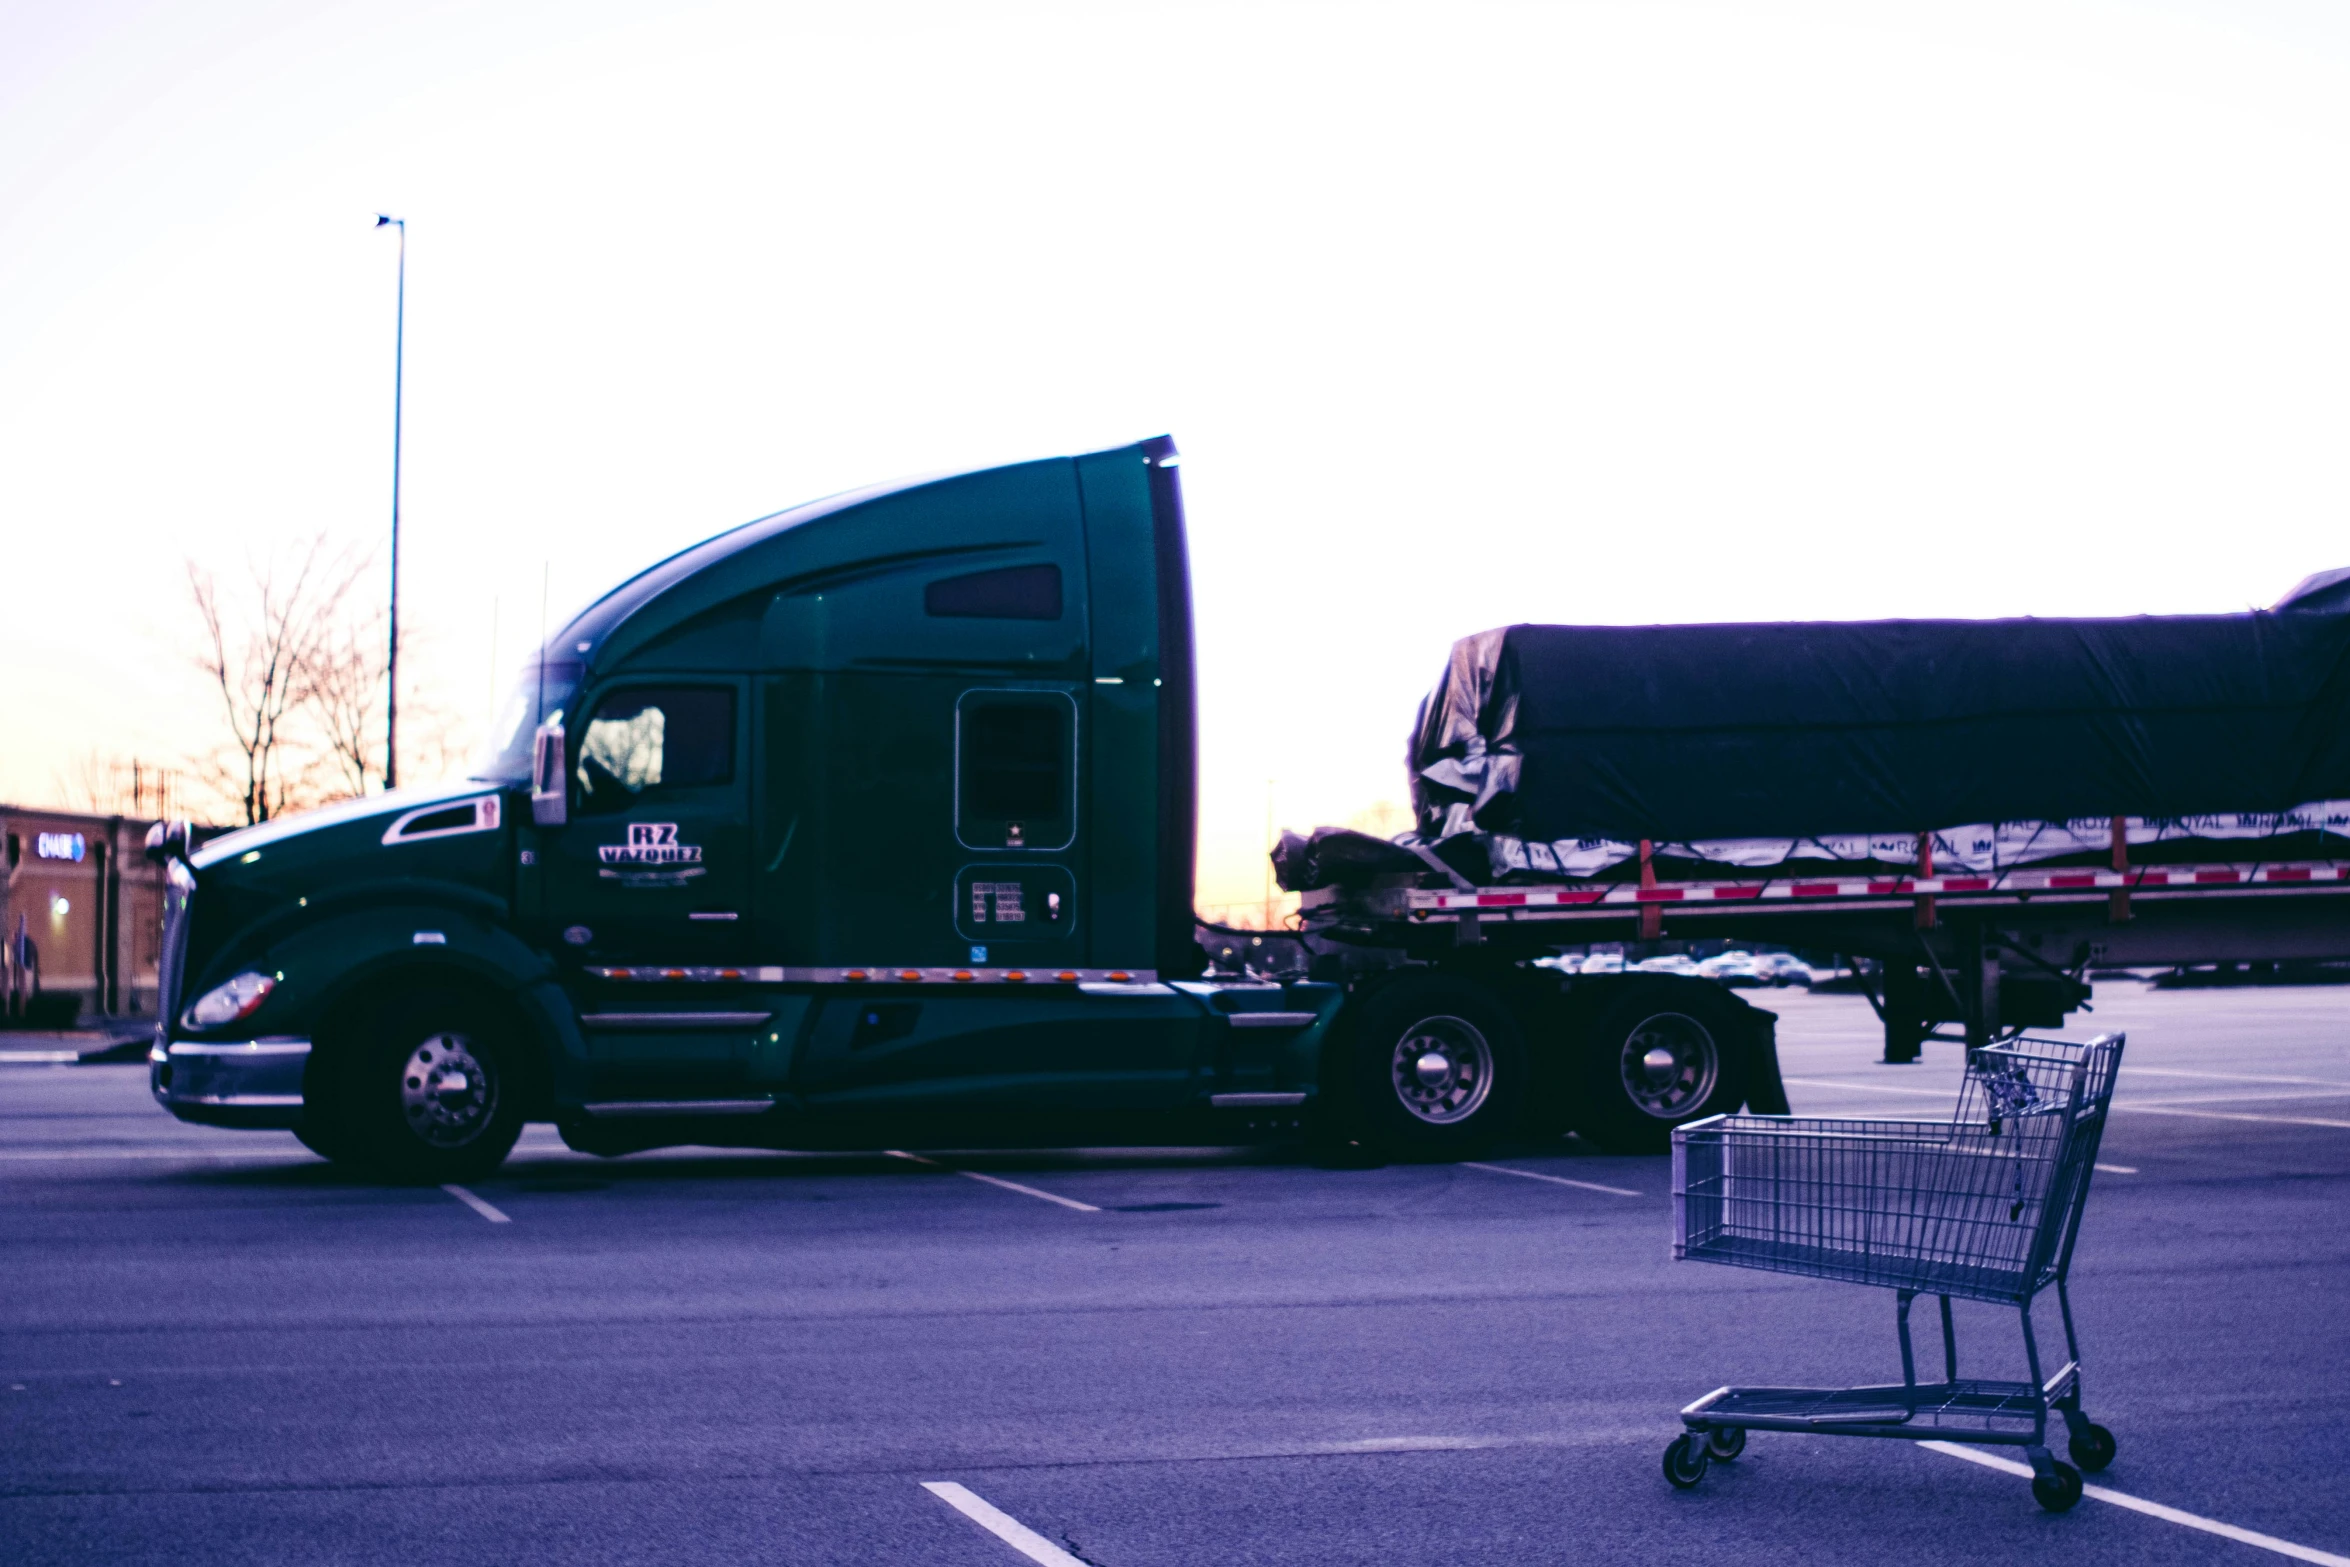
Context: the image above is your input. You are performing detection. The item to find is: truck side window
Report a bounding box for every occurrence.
[575,686,735,814]
[925,564,1061,620]
[956,690,1075,849]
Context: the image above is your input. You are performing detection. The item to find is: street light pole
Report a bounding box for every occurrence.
[375,214,406,791]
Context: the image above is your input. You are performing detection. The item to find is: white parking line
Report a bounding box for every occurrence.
[1921,1442,2350,1565]
[2125,1067,2350,1091]
[1462,1161,1641,1197]
[441,1184,511,1223]
[0,1050,82,1063]
[2130,1089,2350,1109]
[885,1152,1101,1212]
[2094,1163,2138,1174]
[0,1147,315,1161]
[2113,1104,2350,1131]
[922,1481,1090,1566]
[1782,1077,1950,1097]
[1784,1077,2350,1130]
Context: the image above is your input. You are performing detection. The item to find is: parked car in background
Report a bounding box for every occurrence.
[1749,952,1817,987]
[1696,950,1765,987]
[1632,953,1702,976]
[1536,951,1629,975]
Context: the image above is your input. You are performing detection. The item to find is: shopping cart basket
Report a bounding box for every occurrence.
[1664,1033,2124,1512]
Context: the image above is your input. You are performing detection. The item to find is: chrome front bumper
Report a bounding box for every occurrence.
[150,1037,310,1129]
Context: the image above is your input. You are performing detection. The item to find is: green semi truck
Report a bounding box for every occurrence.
[146,435,1786,1180]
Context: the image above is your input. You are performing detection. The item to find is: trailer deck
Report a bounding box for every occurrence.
[1312,859,2350,926]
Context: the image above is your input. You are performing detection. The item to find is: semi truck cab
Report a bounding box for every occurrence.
[147,436,1783,1180]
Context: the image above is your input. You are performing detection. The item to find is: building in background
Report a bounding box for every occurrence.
[1,807,176,1027]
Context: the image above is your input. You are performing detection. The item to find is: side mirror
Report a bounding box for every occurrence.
[143,820,191,865]
[530,720,568,827]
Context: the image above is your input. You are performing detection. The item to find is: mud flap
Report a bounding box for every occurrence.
[1743,1007,1791,1115]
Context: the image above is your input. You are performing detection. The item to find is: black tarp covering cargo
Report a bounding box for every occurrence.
[1410,607,2350,845]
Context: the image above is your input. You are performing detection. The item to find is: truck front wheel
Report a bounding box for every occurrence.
[1573,985,1746,1153]
[1342,973,1526,1158]
[313,986,525,1182]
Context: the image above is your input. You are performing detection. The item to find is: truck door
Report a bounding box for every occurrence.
[774,677,1202,1113]
[544,680,752,965]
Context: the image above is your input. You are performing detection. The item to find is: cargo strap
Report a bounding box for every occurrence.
[1406,843,1476,892]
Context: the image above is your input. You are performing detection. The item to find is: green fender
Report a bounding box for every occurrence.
[259,905,586,1113]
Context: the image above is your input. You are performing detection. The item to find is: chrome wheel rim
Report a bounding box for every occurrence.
[1619,1012,1720,1120]
[399,1031,496,1149]
[1390,1014,1494,1125]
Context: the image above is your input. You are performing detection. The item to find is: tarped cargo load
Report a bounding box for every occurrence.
[1271,826,1490,893]
[1404,595,2350,878]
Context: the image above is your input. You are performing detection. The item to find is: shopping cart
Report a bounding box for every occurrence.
[1664,1033,2125,1512]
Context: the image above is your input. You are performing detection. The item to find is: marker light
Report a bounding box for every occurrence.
[183,971,277,1029]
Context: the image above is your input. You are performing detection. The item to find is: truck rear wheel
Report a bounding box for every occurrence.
[1342,973,1526,1158]
[1574,984,1746,1153]
[315,986,525,1182]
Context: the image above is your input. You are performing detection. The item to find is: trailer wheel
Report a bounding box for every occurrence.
[1342,973,1526,1158]
[313,984,525,1182]
[1574,984,1746,1153]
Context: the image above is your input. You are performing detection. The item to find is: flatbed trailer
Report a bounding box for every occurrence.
[1304,853,2350,1060]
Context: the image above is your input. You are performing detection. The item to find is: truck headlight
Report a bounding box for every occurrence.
[183,971,276,1029]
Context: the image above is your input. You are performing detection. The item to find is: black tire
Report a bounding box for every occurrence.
[2067,1422,2116,1473]
[1706,1426,1747,1461]
[291,1120,350,1163]
[312,984,525,1182]
[2032,1461,2084,1512]
[1662,1433,1710,1489]
[1573,982,1748,1153]
[1340,972,1526,1159]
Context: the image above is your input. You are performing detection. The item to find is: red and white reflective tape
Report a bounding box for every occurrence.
[584,965,1159,986]
[1410,862,2350,913]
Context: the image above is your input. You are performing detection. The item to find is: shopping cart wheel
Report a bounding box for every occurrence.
[2031,1462,2084,1512]
[2067,1423,2116,1472]
[1662,1433,1711,1489]
[1705,1427,1746,1461]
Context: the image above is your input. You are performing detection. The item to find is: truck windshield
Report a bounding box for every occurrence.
[472,659,584,784]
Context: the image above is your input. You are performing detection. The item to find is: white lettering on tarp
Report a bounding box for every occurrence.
[598,823,704,866]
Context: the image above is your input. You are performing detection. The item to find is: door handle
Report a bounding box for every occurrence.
[687,911,739,922]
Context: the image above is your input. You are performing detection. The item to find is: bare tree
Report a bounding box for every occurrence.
[307,597,389,800]
[303,607,470,800]
[53,749,188,821]
[187,537,366,826]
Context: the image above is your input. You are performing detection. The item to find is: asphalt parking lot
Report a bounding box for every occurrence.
[4,986,2347,1566]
